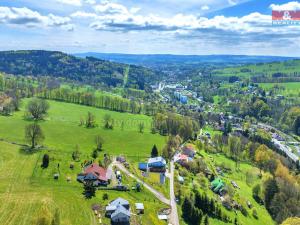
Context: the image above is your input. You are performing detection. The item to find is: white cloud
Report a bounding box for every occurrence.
[228,0,237,6]
[56,0,82,6]
[94,2,129,15]
[0,6,74,30]
[270,1,300,11]
[71,11,97,18]
[84,0,96,4]
[130,7,141,14]
[201,5,210,10]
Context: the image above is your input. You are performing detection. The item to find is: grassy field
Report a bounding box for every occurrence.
[0,98,165,158]
[212,60,300,78]
[0,98,167,225]
[258,82,300,96]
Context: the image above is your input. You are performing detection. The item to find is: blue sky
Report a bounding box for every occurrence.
[0,0,300,56]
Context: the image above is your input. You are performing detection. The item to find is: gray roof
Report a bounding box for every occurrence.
[111,205,130,219]
[110,197,129,207]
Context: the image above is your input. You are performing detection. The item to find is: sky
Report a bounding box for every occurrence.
[0,0,300,56]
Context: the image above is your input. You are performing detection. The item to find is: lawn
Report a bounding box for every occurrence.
[258,82,300,96]
[0,98,168,225]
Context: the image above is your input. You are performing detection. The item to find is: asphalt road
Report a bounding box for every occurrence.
[169,160,180,225]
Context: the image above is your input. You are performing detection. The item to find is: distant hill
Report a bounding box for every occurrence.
[212,59,300,83]
[74,52,298,67]
[0,50,160,89]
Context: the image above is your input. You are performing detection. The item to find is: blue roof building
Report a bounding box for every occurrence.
[180,95,188,104]
[147,157,166,168]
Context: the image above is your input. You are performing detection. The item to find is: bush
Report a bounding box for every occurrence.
[102,193,109,200]
[42,154,49,168]
[91,150,98,159]
[252,184,263,204]
[240,204,248,217]
[252,208,258,219]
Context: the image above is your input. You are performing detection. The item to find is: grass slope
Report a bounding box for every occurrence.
[0,98,165,158]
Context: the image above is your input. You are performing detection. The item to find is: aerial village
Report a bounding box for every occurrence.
[72,138,253,225]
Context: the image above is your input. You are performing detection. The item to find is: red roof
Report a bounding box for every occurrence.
[179,154,188,160]
[84,163,108,181]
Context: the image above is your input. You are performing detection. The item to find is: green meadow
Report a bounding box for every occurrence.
[258,82,300,96]
[0,98,167,225]
[213,60,300,78]
[0,98,165,157]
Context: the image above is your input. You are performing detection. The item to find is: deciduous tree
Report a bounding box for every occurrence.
[25,123,44,149]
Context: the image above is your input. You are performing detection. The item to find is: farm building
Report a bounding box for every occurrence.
[77,163,111,186]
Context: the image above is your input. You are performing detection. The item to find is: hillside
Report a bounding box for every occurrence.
[0,50,160,90]
[212,59,300,82]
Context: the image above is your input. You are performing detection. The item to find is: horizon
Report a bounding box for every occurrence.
[0,0,300,56]
[2,49,300,58]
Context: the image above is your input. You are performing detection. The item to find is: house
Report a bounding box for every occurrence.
[182,145,196,158]
[111,205,130,224]
[135,203,144,214]
[77,163,111,186]
[174,153,189,165]
[106,198,130,224]
[106,198,130,216]
[139,157,166,173]
[211,177,225,194]
[147,157,166,172]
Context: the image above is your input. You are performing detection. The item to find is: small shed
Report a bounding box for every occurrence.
[135,203,144,214]
[138,163,148,171]
[158,214,168,220]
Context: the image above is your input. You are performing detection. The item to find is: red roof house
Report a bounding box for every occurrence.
[77,163,110,186]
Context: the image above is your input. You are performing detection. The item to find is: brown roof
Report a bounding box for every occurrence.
[84,163,108,181]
